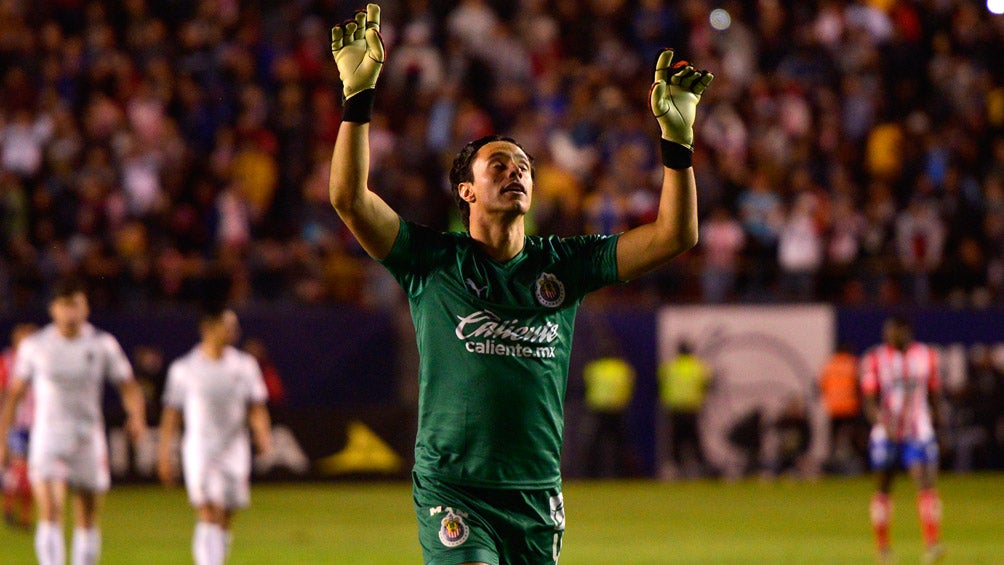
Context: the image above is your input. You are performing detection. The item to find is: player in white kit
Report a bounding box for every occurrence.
[860,316,944,564]
[0,278,147,565]
[157,306,272,565]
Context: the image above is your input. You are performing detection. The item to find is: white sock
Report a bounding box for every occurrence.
[35,521,65,565]
[222,529,233,562]
[71,527,101,565]
[193,522,214,565]
[208,524,226,565]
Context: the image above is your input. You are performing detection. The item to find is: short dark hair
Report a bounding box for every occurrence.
[885,315,913,332]
[448,135,534,229]
[199,302,229,326]
[51,277,87,301]
[197,273,232,324]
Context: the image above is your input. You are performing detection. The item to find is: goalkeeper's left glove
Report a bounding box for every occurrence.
[650,49,713,168]
[331,4,385,122]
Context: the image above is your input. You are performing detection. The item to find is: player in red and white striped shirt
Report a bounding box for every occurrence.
[1,323,37,529]
[860,316,944,564]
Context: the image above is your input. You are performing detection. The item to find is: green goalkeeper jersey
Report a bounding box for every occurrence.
[380,220,621,489]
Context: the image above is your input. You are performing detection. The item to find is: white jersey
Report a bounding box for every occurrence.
[2,347,34,429]
[13,323,133,455]
[163,345,267,477]
[860,342,941,443]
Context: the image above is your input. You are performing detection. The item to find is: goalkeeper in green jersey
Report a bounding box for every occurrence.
[329,5,712,564]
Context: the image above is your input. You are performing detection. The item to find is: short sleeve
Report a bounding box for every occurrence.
[378,220,458,297]
[244,355,268,405]
[11,339,35,383]
[162,363,185,408]
[101,333,134,384]
[551,233,622,296]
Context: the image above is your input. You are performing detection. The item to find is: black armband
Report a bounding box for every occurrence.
[660,138,693,169]
[342,89,375,123]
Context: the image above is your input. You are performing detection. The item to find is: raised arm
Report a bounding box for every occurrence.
[616,50,713,281]
[329,3,400,259]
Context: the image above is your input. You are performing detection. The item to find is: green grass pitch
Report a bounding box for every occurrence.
[2,474,1002,563]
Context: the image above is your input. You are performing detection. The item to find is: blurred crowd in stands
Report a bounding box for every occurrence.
[1,0,1003,311]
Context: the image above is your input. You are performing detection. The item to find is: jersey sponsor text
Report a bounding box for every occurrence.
[455,310,561,359]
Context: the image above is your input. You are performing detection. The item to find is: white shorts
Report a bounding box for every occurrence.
[184,462,250,511]
[28,428,110,493]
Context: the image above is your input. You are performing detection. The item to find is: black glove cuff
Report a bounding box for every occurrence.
[660,138,693,169]
[342,89,375,123]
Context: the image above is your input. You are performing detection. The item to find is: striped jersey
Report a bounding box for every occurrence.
[859,342,941,442]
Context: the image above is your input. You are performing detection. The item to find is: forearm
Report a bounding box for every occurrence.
[327,119,399,258]
[157,408,179,463]
[929,390,944,429]
[0,381,27,439]
[863,395,880,426]
[654,165,699,255]
[329,121,371,214]
[248,404,272,453]
[0,396,15,440]
[615,166,698,280]
[121,380,147,426]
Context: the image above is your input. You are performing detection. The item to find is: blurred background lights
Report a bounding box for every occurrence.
[989,0,1004,15]
[710,8,732,31]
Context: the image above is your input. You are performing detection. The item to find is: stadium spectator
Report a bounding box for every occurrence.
[1,322,37,530]
[777,191,824,302]
[698,206,745,303]
[658,341,712,480]
[0,0,1000,309]
[327,4,712,562]
[158,306,273,565]
[822,190,866,302]
[894,197,946,305]
[0,278,147,565]
[860,316,944,565]
[737,169,783,300]
[940,236,992,308]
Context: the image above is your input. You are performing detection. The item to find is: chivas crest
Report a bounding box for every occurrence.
[438,509,469,547]
[534,272,565,308]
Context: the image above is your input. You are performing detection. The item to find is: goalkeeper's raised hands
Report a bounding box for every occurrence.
[650,49,714,152]
[332,4,384,123]
[328,3,400,258]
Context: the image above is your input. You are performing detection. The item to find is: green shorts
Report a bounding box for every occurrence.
[412,472,566,565]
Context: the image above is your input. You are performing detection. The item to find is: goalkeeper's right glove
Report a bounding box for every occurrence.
[650,49,713,168]
[331,4,385,122]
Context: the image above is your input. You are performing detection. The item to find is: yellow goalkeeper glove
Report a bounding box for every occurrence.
[331,4,384,121]
[650,49,713,156]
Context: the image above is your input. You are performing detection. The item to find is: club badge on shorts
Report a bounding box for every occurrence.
[535,272,566,308]
[438,509,470,547]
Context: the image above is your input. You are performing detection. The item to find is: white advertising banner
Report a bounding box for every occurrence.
[657,305,836,478]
